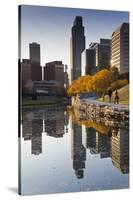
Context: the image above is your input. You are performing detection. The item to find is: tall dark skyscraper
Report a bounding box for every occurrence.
[28,42,42,81]
[29,42,40,65]
[70,16,85,83]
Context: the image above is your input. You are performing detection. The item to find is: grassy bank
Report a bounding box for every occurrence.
[97,84,129,105]
[22,97,68,108]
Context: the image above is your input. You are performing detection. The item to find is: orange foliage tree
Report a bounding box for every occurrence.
[67,68,128,97]
[91,69,113,95]
[67,75,92,95]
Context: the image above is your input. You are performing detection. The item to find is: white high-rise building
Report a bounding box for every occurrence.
[111,23,129,73]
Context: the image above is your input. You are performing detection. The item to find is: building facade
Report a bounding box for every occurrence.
[82,39,111,76]
[95,39,111,71]
[33,80,61,95]
[70,16,85,83]
[111,23,129,74]
[22,42,42,84]
[64,64,69,88]
[21,59,42,82]
[30,62,42,81]
[21,59,31,82]
[29,42,41,65]
[81,48,96,76]
[44,61,64,87]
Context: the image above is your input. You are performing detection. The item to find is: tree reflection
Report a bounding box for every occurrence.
[68,107,129,177]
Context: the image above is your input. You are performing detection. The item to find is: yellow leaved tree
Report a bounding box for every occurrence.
[91,69,113,95]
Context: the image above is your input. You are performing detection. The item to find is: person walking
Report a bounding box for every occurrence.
[107,88,112,103]
[114,89,119,104]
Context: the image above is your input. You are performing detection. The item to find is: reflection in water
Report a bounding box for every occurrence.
[22,111,43,155]
[87,129,111,158]
[111,128,129,174]
[22,108,68,155]
[71,124,86,179]
[31,119,43,155]
[44,109,65,138]
[20,106,129,195]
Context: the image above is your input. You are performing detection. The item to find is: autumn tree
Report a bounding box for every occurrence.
[67,75,92,95]
[91,69,113,95]
[67,68,124,97]
[110,66,119,81]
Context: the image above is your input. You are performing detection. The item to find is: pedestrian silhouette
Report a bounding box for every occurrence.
[114,89,119,104]
[107,88,112,103]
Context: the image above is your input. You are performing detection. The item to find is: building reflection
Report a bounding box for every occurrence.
[95,131,111,158]
[22,111,34,141]
[70,117,129,178]
[86,127,96,153]
[44,109,66,138]
[22,108,129,176]
[111,128,129,174]
[71,123,86,179]
[31,119,43,155]
[86,127,111,158]
[22,108,69,155]
[22,110,43,155]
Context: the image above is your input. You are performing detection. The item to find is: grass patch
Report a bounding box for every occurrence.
[97,84,129,105]
[22,97,67,108]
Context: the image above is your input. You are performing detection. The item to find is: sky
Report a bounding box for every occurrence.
[20,5,129,69]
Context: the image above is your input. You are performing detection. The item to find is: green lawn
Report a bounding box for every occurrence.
[22,97,67,108]
[97,84,129,105]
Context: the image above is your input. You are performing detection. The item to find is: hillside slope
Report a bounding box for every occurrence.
[98,84,129,105]
[117,84,129,105]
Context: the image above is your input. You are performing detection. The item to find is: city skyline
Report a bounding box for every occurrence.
[20,5,129,69]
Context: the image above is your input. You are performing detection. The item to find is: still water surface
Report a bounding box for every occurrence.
[19,106,129,195]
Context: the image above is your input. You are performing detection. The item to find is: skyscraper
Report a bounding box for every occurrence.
[70,16,85,83]
[29,42,42,81]
[29,42,40,65]
[111,23,129,73]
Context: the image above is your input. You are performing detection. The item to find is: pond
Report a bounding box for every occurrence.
[19,106,129,195]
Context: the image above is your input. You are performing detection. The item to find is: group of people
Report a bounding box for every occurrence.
[107,88,119,104]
